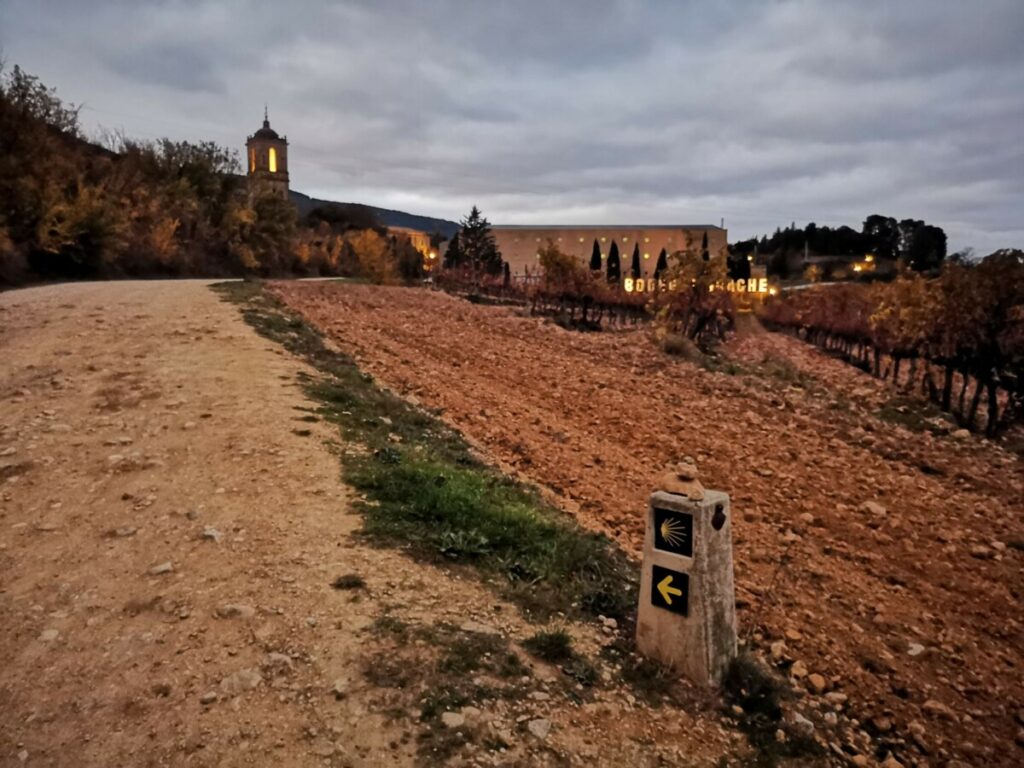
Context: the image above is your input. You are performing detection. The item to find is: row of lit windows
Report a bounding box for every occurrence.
[536,252,654,260]
[515,235,666,244]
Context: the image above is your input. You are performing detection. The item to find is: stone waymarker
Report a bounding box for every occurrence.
[636,461,737,686]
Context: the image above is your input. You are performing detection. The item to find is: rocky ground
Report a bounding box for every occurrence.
[0,281,754,768]
[273,281,1024,767]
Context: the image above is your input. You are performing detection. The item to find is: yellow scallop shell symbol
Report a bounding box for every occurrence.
[659,517,687,548]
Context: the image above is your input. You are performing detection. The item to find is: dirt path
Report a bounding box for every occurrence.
[273,281,1024,767]
[0,281,741,768]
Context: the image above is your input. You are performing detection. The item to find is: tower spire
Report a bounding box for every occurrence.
[263,104,269,128]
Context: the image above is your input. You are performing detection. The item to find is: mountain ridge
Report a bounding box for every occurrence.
[289,189,459,238]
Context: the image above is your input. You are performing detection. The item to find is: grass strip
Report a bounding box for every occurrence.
[214,280,637,622]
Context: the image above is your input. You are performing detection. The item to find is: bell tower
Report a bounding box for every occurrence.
[246,107,289,200]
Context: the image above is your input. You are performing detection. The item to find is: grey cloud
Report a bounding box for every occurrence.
[106,43,227,93]
[1,0,1021,253]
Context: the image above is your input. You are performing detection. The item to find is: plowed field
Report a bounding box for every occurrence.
[273,280,1024,766]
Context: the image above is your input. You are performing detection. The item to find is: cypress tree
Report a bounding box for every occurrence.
[701,231,710,261]
[607,241,621,283]
[503,260,511,287]
[630,242,641,278]
[654,248,668,280]
[590,239,602,271]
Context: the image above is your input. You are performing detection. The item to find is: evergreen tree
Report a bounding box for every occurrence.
[654,248,668,280]
[590,239,602,271]
[503,260,510,287]
[392,236,424,281]
[630,242,641,278]
[607,241,621,283]
[443,231,463,269]
[701,231,710,261]
[459,205,502,275]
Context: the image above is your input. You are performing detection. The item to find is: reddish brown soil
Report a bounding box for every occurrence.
[3,282,744,768]
[274,281,1024,767]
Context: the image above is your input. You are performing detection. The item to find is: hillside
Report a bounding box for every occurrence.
[289,189,460,238]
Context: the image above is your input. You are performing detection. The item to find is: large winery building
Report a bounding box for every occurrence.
[492,225,727,276]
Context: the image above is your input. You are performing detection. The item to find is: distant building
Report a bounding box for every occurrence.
[246,108,289,200]
[387,226,432,256]
[491,225,728,277]
[388,226,440,272]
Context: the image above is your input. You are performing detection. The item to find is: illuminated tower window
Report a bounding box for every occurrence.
[269,147,277,173]
[249,148,256,173]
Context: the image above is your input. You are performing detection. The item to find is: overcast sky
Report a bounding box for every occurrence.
[2,1,1022,252]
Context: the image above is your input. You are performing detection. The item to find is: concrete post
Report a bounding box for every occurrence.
[635,483,737,686]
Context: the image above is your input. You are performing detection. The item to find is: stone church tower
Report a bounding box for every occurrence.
[246,108,289,200]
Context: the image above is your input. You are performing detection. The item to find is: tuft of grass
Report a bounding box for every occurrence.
[600,635,682,706]
[331,573,365,590]
[723,652,785,724]
[619,655,678,704]
[758,353,811,388]
[877,395,948,434]
[369,614,410,638]
[213,280,636,623]
[562,656,598,687]
[722,652,822,764]
[522,629,574,663]
[363,656,417,689]
[521,628,600,689]
[661,332,701,360]
[661,332,743,376]
[357,616,534,762]
[436,632,529,680]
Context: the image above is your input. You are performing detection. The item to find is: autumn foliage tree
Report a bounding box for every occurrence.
[651,239,734,350]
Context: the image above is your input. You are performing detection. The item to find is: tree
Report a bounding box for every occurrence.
[36,180,128,276]
[862,214,899,260]
[767,250,792,279]
[503,260,511,288]
[652,244,733,350]
[590,239,602,271]
[458,205,502,275]
[903,221,946,272]
[392,235,424,282]
[443,231,462,269]
[248,191,298,275]
[701,231,710,261]
[348,229,397,284]
[654,248,668,280]
[3,64,80,136]
[630,242,641,279]
[607,241,621,283]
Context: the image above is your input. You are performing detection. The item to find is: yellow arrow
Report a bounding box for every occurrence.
[657,574,683,605]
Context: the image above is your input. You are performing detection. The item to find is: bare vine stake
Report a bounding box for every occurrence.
[744,535,800,646]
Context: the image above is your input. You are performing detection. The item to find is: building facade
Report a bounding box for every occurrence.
[387,226,432,256]
[492,225,728,277]
[387,226,440,272]
[246,109,289,200]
